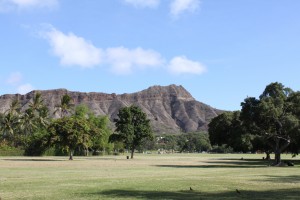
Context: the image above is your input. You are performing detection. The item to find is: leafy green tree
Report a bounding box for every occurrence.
[74,104,90,119]
[89,115,112,154]
[48,116,93,160]
[158,135,178,153]
[285,91,300,156]
[241,82,300,165]
[137,137,156,153]
[109,105,153,159]
[208,111,252,153]
[177,132,211,153]
[24,129,51,156]
[74,104,111,155]
[164,135,177,151]
[208,112,234,146]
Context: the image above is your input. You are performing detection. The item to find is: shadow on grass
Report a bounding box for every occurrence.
[90,188,300,200]
[2,158,64,162]
[156,158,299,169]
[261,175,300,183]
[155,164,266,169]
[155,159,270,169]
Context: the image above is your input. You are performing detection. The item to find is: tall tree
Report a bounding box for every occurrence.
[73,104,111,155]
[28,92,44,114]
[208,111,252,153]
[0,112,19,143]
[109,105,153,159]
[54,94,74,118]
[7,99,21,116]
[0,99,21,144]
[208,112,234,146]
[285,91,300,156]
[240,82,299,165]
[30,92,49,126]
[21,92,49,135]
[20,109,36,136]
[48,116,93,160]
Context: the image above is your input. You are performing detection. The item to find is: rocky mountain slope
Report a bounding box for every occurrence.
[0,85,222,133]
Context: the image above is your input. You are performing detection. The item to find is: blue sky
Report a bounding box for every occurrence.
[1,0,300,111]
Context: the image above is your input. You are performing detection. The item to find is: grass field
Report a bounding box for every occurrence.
[0,153,299,200]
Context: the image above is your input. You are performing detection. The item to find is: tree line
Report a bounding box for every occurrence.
[2,82,298,163]
[208,82,300,165]
[0,93,115,160]
[0,92,214,159]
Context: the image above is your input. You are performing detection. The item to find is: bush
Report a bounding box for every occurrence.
[24,131,50,156]
[0,144,24,156]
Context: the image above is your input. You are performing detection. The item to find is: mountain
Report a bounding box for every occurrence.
[0,85,222,134]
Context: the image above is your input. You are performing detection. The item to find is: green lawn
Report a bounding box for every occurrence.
[0,153,299,200]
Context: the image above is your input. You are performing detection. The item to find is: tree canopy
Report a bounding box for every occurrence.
[109,105,153,159]
[240,82,300,165]
[208,82,300,164]
[48,116,95,160]
[208,111,252,153]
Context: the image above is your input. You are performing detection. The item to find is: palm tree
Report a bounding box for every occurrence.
[28,92,44,115]
[0,99,22,142]
[6,98,21,116]
[19,109,37,136]
[36,106,50,128]
[54,94,74,118]
[28,92,49,128]
[0,111,20,145]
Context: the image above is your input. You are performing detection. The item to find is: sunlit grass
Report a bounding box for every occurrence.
[0,154,299,199]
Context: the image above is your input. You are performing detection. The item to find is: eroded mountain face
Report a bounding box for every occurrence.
[0,85,222,134]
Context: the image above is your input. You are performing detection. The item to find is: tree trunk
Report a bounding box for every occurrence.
[85,147,89,156]
[69,150,73,160]
[274,151,281,165]
[273,137,290,165]
[130,148,135,159]
[273,138,281,165]
[265,151,271,160]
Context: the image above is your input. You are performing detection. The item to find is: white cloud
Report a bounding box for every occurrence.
[170,0,200,17]
[106,47,164,74]
[17,83,34,94]
[0,0,58,11]
[11,0,58,8]
[42,26,103,68]
[6,72,22,85]
[4,72,34,94]
[40,25,206,76]
[41,26,164,72]
[123,0,160,8]
[168,56,206,75]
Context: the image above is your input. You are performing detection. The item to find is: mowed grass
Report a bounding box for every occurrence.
[0,154,299,200]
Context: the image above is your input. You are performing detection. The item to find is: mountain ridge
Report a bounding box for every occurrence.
[0,84,222,133]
